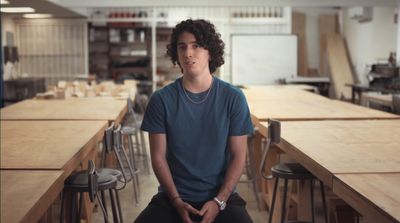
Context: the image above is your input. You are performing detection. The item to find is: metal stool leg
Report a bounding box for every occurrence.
[319,180,328,223]
[96,193,109,223]
[100,190,108,222]
[115,189,124,223]
[60,190,65,223]
[280,179,289,223]
[109,189,120,223]
[310,179,315,223]
[71,192,77,223]
[268,177,279,223]
[77,192,84,223]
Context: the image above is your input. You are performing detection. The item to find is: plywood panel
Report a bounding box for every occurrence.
[326,34,354,99]
[319,14,338,76]
[292,12,308,76]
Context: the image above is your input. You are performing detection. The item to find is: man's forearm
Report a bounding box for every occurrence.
[216,135,247,202]
[149,133,180,201]
[152,155,180,200]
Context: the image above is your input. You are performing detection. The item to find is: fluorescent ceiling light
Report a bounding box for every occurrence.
[23,13,53,19]
[1,0,10,4]
[1,7,35,13]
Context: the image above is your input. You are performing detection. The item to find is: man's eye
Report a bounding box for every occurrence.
[193,44,199,49]
[178,45,186,50]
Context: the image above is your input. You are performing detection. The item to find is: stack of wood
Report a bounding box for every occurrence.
[36,80,137,100]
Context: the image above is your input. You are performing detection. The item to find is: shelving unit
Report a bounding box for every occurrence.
[88,26,109,80]
[89,23,153,94]
[87,6,292,91]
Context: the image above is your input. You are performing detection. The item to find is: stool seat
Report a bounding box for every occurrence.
[121,125,138,135]
[98,168,123,180]
[271,163,315,180]
[65,170,117,191]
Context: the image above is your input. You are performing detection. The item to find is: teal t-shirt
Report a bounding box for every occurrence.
[141,76,254,202]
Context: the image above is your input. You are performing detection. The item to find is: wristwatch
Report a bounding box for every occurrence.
[213,197,226,211]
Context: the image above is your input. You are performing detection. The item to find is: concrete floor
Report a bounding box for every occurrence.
[93,134,269,223]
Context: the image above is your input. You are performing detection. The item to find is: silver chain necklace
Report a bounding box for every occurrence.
[182,77,214,104]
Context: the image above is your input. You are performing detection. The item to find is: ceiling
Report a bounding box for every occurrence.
[51,0,399,8]
[1,0,397,20]
[0,0,85,18]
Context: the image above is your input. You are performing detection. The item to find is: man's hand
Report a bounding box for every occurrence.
[172,198,201,223]
[198,200,220,223]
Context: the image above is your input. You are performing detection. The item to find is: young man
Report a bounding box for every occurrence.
[135,19,254,223]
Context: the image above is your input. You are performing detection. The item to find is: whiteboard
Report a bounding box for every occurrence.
[231,35,298,85]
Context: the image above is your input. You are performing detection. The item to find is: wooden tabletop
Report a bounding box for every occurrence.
[243,87,327,102]
[1,170,65,223]
[0,98,127,124]
[273,120,400,222]
[248,92,399,121]
[334,173,400,223]
[1,120,107,176]
[243,87,399,121]
[277,120,400,186]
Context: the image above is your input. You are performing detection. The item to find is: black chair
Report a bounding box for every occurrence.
[60,160,122,223]
[259,119,328,223]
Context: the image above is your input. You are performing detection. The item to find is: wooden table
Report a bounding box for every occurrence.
[1,120,107,223]
[334,173,400,223]
[0,98,127,124]
[277,120,400,223]
[1,170,65,223]
[246,90,399,122]
[1,120,107,176]
[243,87,328,102]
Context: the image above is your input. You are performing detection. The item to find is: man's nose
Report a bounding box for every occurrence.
[183,48,193,57]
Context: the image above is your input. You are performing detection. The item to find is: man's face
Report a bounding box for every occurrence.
[177,31,210,77]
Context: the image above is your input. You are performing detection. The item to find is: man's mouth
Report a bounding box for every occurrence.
[184,61,195,65]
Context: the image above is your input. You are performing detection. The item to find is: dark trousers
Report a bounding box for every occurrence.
[134,192,253,223]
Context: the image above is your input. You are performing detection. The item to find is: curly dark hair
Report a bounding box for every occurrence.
[166,19,225,74]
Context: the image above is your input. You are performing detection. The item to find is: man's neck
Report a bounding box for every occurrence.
[182,73,213,93]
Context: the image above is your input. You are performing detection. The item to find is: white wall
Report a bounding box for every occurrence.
[343,7,397,84]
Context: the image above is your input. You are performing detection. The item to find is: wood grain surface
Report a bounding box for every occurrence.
[1,120,107,175]
[1,98,127,124]
[1,170,64,223]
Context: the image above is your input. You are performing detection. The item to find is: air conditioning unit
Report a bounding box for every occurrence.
[348,7,372,23]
